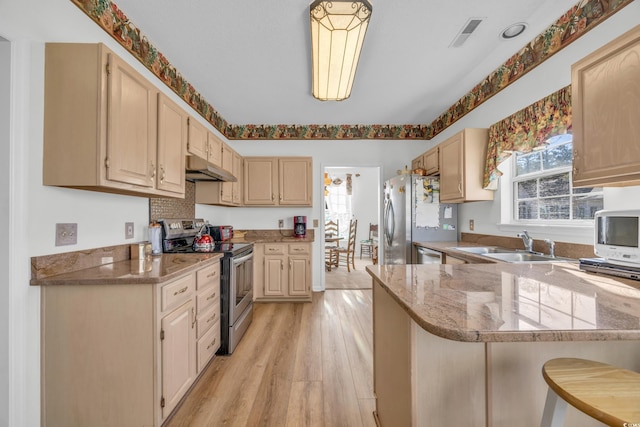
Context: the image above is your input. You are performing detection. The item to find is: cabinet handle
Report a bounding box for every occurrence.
[206,337,217,350]
[191,307,196,329]
[174,286,188,296]
[207,313,216,323]
[271,193,275,202]
[206,292,217,301]
[207,272,217,278]
[458,182,462,193]
[160,166,165,184]
[150,162,156,180]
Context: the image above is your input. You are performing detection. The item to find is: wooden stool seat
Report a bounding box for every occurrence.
[541,357,640,427]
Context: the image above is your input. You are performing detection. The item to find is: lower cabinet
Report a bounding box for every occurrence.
[254,242,312,302]
[40,259,221,427]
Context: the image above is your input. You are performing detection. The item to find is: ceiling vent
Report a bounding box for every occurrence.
[450,18,484,48]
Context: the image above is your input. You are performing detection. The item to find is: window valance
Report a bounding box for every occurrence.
[483,85,572,190]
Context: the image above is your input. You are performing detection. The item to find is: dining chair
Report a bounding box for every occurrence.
[333,219,357,272]
[540,357,640,427]
[360,223,378,259]
[325,220,339,271]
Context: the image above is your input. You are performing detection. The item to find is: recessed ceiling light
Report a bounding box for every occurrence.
[500,22,527,40]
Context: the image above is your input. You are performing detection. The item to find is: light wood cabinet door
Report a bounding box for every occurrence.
[157,94,186,194]
[424,146,439,175]
[244,157,278,205]
[232,150,243,205]
[572,25,640,188]
[279,157,312,205]
[439,128,493,203]
[106,52,157,188]
[187,117,208,160]
[411,155,424,170]
[440,132,464,202]
[161,299,196,419]
[207,131,223,168]
[289,256,310,297]
[264,256,287,297]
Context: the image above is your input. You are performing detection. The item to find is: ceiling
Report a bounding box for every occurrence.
[108,0,579,130]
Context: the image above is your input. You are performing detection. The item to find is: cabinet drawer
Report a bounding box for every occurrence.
[196,262,220,291]
[161,273,195,312]
[288,243,310,255]
[197,320,220,372]
[264,244,286,255]
[197,304,219,339]
[196,282,220,313]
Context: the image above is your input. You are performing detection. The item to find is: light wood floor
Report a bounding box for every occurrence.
[165,289,376,427]
[325,256,375,290]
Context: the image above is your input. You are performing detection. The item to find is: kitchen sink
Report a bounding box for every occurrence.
[483,252,571,263]
[449,246,514,254]
[449,246,574,263]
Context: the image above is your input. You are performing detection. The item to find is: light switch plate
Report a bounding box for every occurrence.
[278,219,284,228]
[125,222,134,239]
[55,223,77,246]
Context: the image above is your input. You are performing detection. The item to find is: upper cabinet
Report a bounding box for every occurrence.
[186,119,223,169]
[157,94,187,195]
[43,43,185,198]
[439,128,493,203]
[195,144,242,207]
[243,157,312,206]
[572,25,640,188]
[411,146,439,176]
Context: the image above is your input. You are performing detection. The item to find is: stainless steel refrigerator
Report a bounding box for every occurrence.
[383,174,458,264]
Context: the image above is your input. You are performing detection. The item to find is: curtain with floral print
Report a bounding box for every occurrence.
[483,85,572,189]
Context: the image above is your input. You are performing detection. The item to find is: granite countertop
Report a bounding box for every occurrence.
[366,261,640,343]
[231,229,315,244]
[31,253,222,286]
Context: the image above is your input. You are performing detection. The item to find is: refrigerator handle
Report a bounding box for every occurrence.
[385,199,395,247]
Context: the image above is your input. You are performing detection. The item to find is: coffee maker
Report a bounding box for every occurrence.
[294,216,307,238]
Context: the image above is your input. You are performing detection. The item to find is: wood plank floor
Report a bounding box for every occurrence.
[165,289,376,427]
[325,257,374,290]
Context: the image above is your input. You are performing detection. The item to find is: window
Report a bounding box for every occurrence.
[325,179,352,236]
[512,135,602,223]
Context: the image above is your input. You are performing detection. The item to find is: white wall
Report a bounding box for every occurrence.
[0,37,10,425]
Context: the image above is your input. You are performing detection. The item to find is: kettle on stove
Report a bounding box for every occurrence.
[192,224,215,252]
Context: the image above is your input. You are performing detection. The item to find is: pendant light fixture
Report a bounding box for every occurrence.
[310,0,373,101]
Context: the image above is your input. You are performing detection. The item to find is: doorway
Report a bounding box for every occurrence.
[322,166,380,289]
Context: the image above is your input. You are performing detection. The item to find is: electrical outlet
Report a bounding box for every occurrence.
[125,222,134,239]
[55,223,77,246]
[469,219,475,231]
[278,219,284,228]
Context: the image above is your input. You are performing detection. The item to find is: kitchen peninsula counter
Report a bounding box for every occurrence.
[366,262,640,426]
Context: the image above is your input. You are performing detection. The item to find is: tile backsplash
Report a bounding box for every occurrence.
[149,181,195,221]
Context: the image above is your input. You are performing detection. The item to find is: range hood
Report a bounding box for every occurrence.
[185,156,237,182]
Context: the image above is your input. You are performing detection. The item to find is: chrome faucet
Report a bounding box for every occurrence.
[544,239,556,258]
[517,230,534,252]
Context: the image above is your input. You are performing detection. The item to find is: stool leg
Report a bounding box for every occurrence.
[541,388,567,427]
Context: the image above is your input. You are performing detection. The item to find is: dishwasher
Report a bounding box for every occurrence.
[416,246,443,264]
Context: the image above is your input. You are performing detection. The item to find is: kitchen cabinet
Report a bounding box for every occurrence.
[157,94,187,194]
[40,260,220,427]
[243,157,313,206]
[572,24,640,188]
[186,119,223,168]
[439,128,493,203]
[195,144,242,206]
[195,263,221,373]
[424,146,439,175]
[254,242,312,301]
[411,146,439,175]
[43,43,185,198]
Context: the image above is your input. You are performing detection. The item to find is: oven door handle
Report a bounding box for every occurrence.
[233,252,254,265]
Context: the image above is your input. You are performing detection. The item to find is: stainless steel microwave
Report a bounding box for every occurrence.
[594,209,640,266]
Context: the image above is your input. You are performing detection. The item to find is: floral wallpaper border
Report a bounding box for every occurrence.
[483,85,572,190]
[71,0,633,140]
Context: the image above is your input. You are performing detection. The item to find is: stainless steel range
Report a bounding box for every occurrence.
[159,218,254,354]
